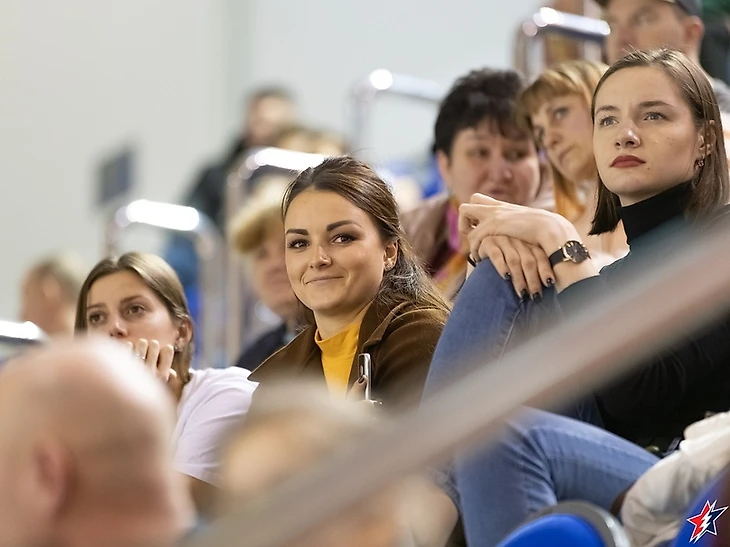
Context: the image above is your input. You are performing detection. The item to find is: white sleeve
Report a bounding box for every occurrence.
[174,374,256,486]
[621,412,730,547]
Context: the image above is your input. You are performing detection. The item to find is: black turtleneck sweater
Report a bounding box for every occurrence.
[557,182,730,445]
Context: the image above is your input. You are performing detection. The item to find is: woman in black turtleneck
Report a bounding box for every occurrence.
[415,49,730,546]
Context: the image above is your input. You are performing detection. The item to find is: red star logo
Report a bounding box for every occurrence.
[687,500,728,543]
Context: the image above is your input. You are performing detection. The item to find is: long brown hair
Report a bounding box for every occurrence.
[590,49,729,235]
[516,60,608,221]
[75,252,194,383]
[282,156,451,322]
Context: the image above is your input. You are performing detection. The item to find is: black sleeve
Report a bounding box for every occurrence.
[555,274,609,315]
[556,268,730,424]
[595,320,730,422]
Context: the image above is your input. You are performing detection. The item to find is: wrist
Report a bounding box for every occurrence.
[537,214,581,252]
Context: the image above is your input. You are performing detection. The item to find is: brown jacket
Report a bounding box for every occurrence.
[248,298,446,413]
[401,194,464,300]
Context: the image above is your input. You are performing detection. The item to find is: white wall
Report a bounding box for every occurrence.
[243,0,544,163]
[0,0,231,319]
[0,0,543,320]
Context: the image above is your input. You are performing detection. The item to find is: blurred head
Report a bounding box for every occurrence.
[244,87,297,147]
[75,253,194,383]
[0,339,191,547]
[218,382,404,547]
[600,0,704,65]
[433,68,544,207]
[20,252,86,337]
[275,126,347,156]
[517,60,608,220]
[231,177,300,325]
[275,125,315,153]
[282,156,449,330]
[591,49,728,234]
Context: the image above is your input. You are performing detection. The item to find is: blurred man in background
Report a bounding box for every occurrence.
[0,339,192,547]
[19,252,86,338]
[598,0,730,110]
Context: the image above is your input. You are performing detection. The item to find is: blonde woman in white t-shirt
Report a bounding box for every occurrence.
[75,251,257,517]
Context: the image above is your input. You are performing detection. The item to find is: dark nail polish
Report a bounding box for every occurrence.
[467,254,477,267]
[532,292,542,302]
[504,272,512,280]
[546,278,554,286]
[357,376,365,384]
[520,289,530,301]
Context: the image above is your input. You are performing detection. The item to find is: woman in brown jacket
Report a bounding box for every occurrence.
[248,156,450,413]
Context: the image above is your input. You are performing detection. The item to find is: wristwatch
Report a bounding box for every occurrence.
[549,240,591,268]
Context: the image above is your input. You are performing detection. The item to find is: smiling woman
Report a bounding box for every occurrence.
[247,156,450,413]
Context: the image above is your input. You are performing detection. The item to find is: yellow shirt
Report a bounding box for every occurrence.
[314,318,363,395]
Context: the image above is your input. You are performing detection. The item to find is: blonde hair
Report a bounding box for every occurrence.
[28,251,86,304]
[229,176,291,255]
[516,59,608,221]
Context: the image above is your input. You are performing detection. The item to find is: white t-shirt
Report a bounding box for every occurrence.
[621,411,730,546]
[172,366,258,486]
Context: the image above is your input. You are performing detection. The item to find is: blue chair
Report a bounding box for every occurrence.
[497,501,630,547]
[671,465,730,546]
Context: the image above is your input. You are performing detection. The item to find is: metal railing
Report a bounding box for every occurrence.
[183,215,730,547]
[224,148,328,357]
[106,200,226,368]
[0,319,46,347]
[515,7,609,79]
[346,69,446,157]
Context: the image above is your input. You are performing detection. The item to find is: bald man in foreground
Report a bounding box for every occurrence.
[0,339,193,547]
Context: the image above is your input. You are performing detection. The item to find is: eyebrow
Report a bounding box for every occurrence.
[285,220,360,236]
[326,220,359,231]
[86,295,146,310]
[595,100,674,116]
[638,100,673,109]
[285,228,308,236]
[594,105,619,116]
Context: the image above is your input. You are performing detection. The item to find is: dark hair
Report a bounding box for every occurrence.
[74,252,194,384]
[591,49,729,235]
[434,69,528,157]
[282,156,451,320]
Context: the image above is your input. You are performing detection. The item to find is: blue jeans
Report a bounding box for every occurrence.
[425,259,600,423]
[424,261,657,545]
[455,408,658,546]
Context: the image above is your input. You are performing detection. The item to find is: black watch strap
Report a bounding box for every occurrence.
[549,241,590,268]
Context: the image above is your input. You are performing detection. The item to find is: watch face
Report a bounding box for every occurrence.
[565,241,590,262]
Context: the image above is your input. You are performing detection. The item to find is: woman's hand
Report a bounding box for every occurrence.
[460,193,600,292]
[459,193,577,252]
[346,377,382,408]
[126,338,177,383]
[472,235,555,300]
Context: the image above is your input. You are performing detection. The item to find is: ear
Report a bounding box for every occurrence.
[698,120,717,160]
[682,15,704,52]
[435,150,454,193]
[175,316,194,348]
[383,240,399,271]
[31,439,71,519]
